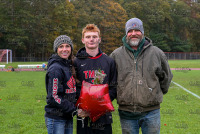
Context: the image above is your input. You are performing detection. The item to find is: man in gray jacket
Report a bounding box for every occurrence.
[110,18,173,134]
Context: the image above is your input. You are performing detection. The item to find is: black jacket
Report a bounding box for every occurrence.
[45,54,76,120]
[74,47,117,124]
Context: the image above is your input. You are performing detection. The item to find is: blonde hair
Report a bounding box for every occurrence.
[82,24,100,38]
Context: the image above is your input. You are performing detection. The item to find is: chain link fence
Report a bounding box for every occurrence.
[164,52,200,60]
[7,52,200,62]
[12,57,48,62]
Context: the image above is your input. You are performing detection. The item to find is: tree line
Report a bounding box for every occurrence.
[0,0,199,59]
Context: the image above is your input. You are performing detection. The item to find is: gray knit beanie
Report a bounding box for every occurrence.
[53,35,73,52]
[125,18,144,35]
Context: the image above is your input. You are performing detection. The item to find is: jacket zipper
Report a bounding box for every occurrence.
[133,45,150,111]
[134,48,145,111]
[134,50,144,111]
[134,57,137,111]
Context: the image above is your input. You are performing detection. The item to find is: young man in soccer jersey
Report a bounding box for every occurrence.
[74,24,117,134]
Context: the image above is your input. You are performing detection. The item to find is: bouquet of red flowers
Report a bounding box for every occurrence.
[76,69,115,122]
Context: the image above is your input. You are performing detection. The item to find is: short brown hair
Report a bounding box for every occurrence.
[82,24,100,38]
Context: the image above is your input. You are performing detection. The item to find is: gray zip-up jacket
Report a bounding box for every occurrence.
[110,37,173,112]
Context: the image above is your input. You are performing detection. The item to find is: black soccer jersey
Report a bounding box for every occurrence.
[74,47,117,124]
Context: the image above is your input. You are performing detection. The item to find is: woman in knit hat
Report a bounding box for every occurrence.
[44,35,76,134]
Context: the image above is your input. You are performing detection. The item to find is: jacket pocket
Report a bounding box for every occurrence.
[117,82,133,105]
[136,78,163,107]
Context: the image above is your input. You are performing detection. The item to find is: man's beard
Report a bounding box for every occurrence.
[126,36,142,47]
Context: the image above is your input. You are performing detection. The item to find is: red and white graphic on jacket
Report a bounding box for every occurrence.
[53,78,61,104]
[66,76,76,93]
[83,70,105,83]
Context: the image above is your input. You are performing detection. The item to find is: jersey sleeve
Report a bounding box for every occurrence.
[108,59,117,101]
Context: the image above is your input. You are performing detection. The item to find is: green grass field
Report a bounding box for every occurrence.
[0,60,200,134]
[168,60,200,68]
[0,62,47,68]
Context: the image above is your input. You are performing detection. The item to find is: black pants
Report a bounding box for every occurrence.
[76,117,112,134]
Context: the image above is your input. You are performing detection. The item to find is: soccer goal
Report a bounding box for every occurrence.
[0,49,12,64]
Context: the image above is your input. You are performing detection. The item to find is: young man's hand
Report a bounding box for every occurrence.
[77,109,90,117]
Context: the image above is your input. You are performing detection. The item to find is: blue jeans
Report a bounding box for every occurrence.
[120,109,160,134]
[45,117,73,134]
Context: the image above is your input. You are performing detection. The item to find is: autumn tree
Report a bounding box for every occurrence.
[0,0,77,60]
[72,0,128,54]
[114,0,200,52]
[1,0,200,60]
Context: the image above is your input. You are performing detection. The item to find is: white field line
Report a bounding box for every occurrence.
[172,81,200,99]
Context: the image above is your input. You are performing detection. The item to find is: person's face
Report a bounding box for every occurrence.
[126,29,143,47]
[82,32,101,50]
[57,43,71,60]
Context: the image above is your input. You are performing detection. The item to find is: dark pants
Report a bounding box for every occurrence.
[77,117,112,134]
